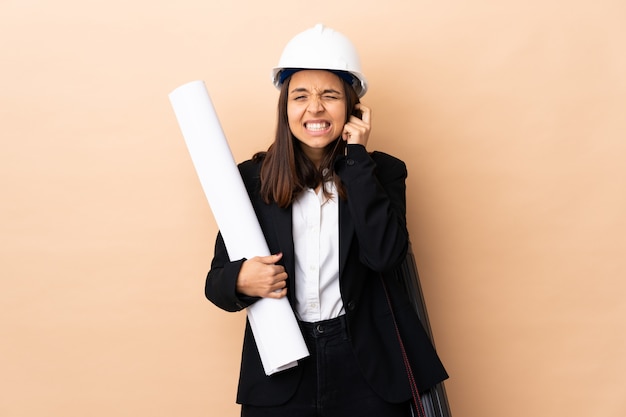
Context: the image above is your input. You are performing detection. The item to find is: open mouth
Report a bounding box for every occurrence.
[305,121,330,132]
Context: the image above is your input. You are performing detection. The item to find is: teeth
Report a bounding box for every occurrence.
[306,122,329,131]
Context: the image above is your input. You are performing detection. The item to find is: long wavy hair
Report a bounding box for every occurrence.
[254,71,361,208]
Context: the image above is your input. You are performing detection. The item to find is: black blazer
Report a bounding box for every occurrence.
[206,144,448,406]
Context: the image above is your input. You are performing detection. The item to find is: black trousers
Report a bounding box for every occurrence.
[241,315,411,417]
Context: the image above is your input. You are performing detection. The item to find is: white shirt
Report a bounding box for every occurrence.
[292,181,344,322]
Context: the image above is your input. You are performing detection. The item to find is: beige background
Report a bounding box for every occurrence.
[2,0,625,416]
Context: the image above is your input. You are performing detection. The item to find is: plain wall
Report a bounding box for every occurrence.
[2,1,625,416]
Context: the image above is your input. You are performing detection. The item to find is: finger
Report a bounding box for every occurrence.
[268,287,287,299]
[356,103,371,125]
[343,123,368,145]
[346,111,369,132]
[269,271,287,288]
[342,127,351,142]
[258,252,283,265]
[275,277,287,288]
[268,265,287,278]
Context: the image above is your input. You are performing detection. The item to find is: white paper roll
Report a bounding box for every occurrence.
[169,80,309,375]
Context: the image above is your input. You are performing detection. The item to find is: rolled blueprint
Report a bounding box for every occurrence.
[169,80,309,375]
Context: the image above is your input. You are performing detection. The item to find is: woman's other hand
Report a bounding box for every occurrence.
[236,253,288,299]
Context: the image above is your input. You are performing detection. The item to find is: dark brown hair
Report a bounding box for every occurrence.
[254,72,361,208]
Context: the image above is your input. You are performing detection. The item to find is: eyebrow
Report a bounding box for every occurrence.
[289,87,343,95]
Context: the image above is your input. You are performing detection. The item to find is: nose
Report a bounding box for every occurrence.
[307,96,324,113]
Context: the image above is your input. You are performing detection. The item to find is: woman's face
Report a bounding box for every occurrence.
[287,70,347,165]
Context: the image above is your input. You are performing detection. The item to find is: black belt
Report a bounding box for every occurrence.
[298,315,347,338]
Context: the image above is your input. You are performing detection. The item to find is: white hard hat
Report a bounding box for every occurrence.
[271,24,368,97]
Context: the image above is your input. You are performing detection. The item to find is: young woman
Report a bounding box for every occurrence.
[205,24,448,417]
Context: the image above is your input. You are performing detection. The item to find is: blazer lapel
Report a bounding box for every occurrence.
[268,204,296,289]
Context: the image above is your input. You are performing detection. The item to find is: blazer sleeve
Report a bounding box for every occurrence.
[204,232,261,312]
[335,144,409,271]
